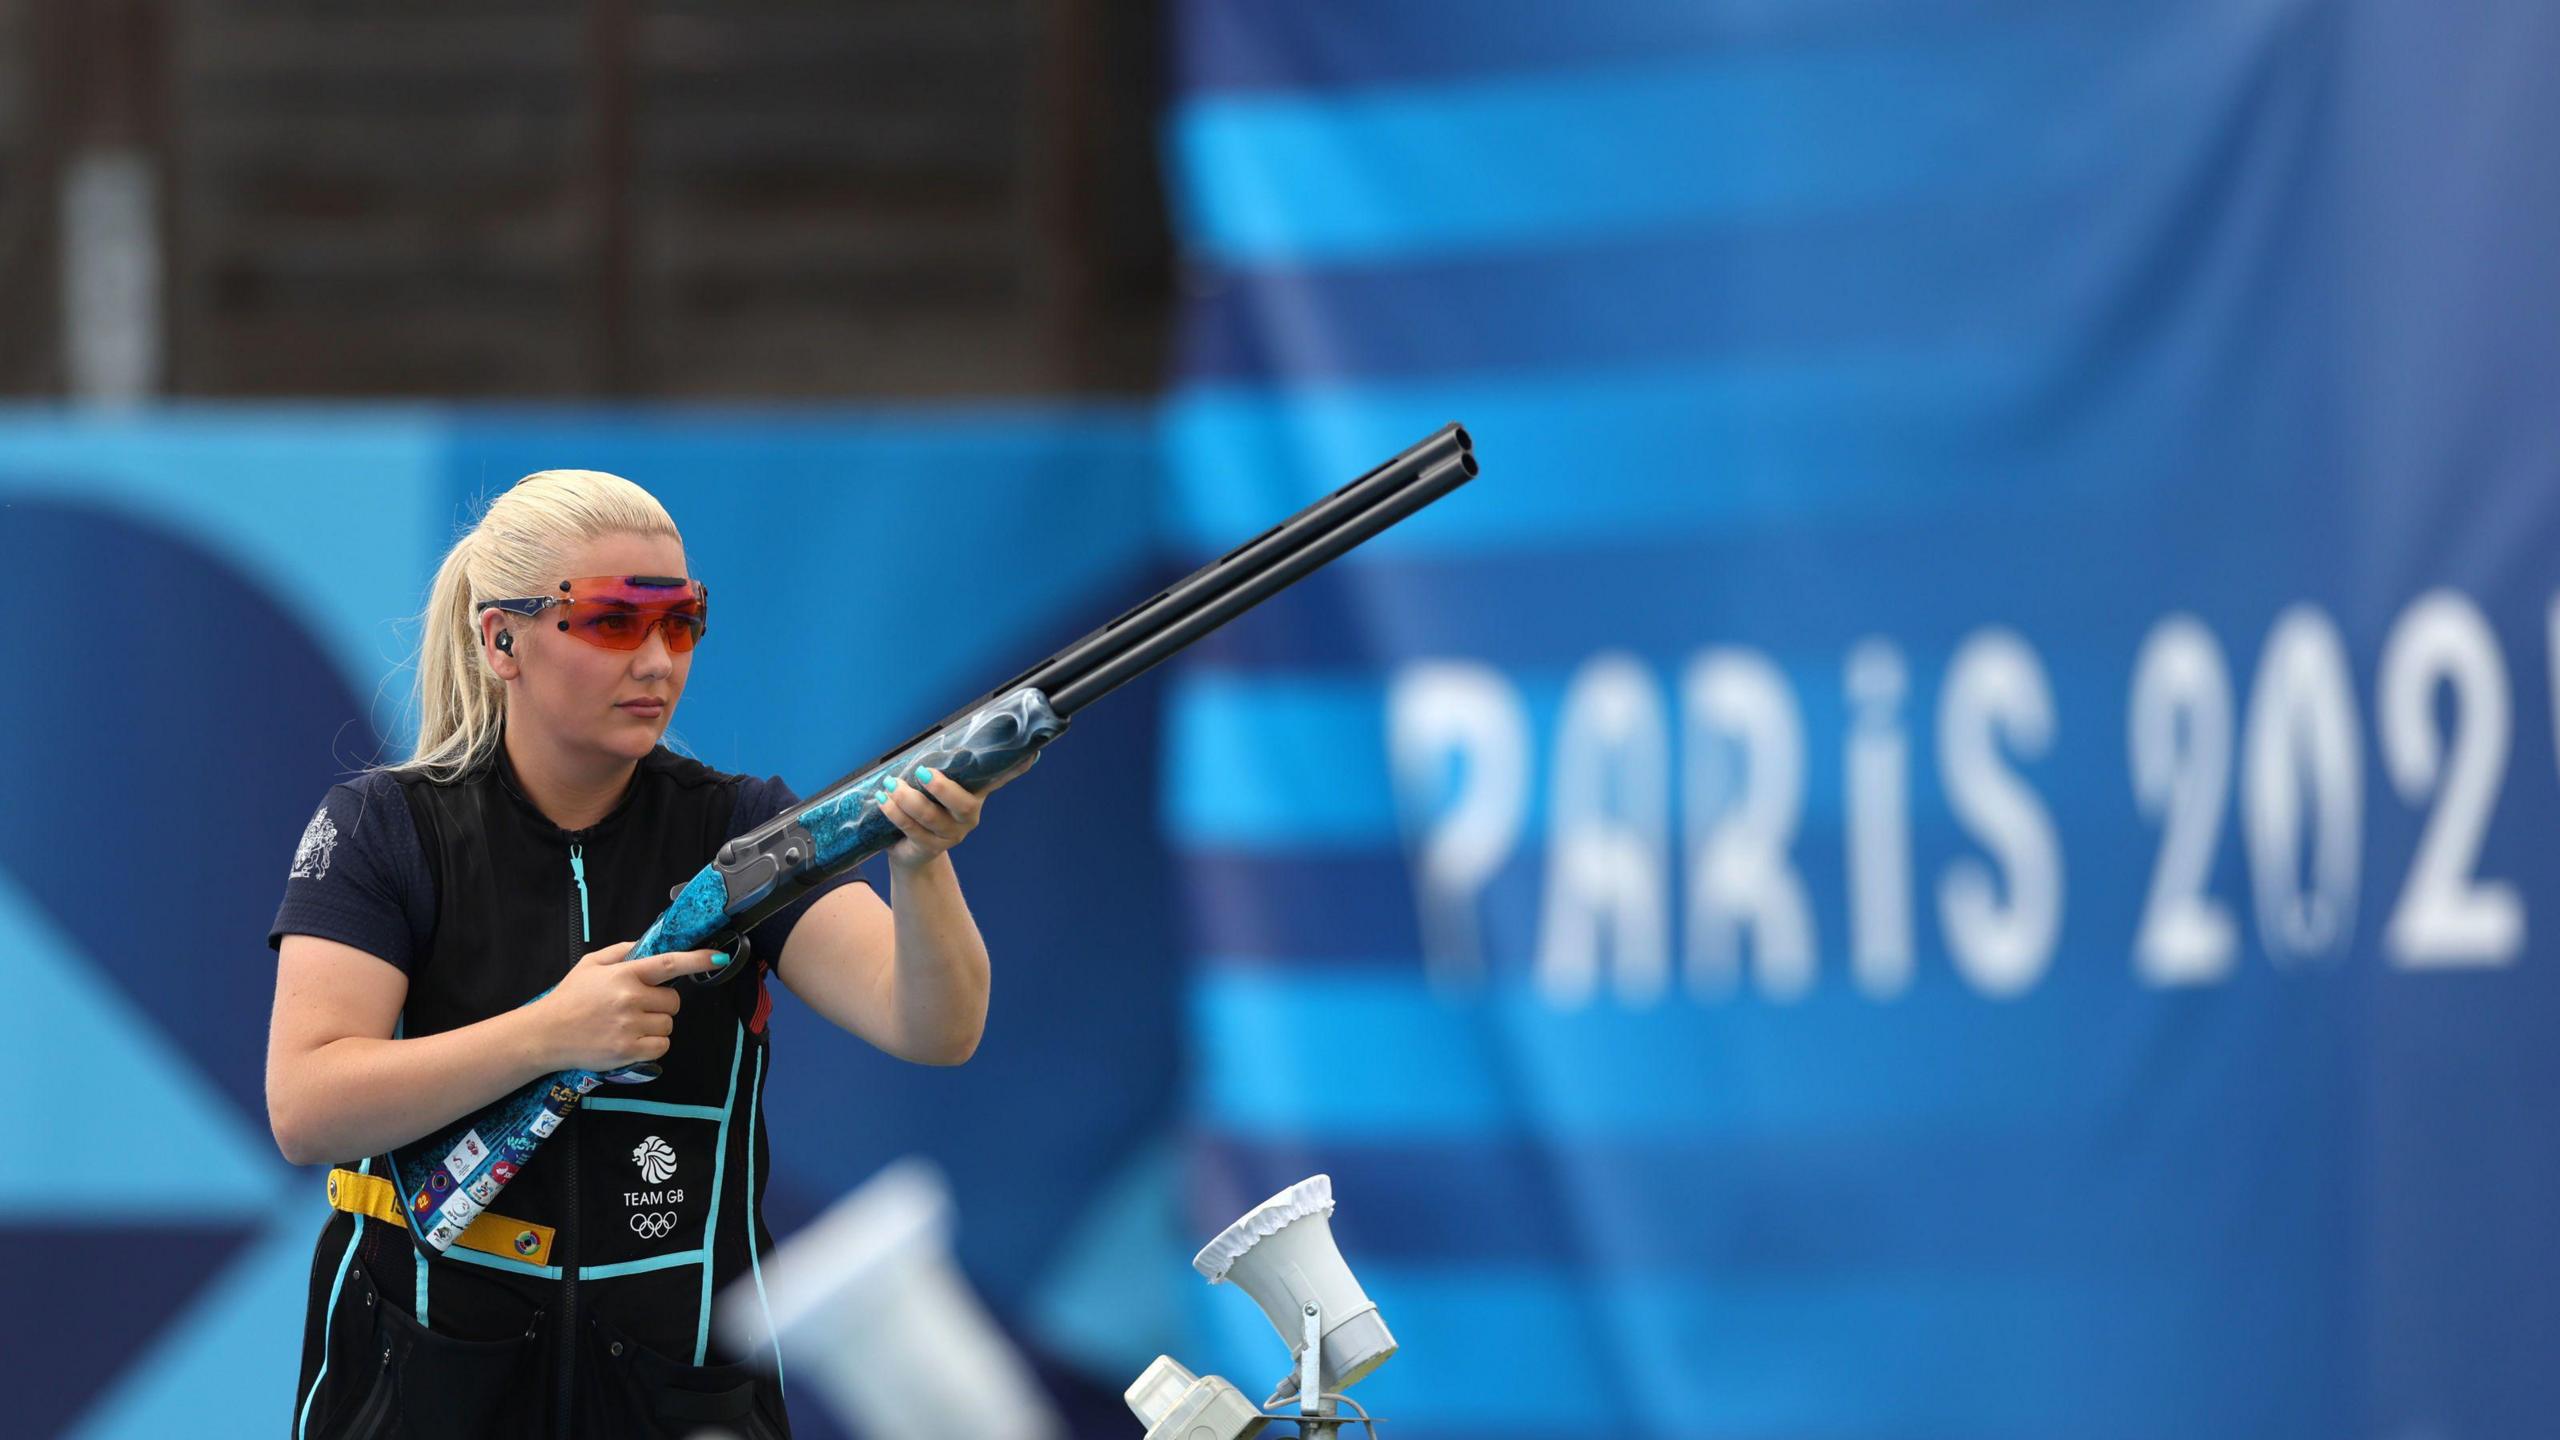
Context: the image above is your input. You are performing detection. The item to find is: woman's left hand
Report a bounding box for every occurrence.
[879,752,1040,871]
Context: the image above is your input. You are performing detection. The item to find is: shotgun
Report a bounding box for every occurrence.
[392,422,1478,1254]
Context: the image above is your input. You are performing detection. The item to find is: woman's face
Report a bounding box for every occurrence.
[491,530,696,766]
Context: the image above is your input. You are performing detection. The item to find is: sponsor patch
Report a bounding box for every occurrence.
[442,1131,489,1181]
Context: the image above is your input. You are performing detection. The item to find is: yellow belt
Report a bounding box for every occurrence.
[326,1167,557,1268]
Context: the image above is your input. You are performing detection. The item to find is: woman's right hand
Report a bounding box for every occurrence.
[532,940,728,1073]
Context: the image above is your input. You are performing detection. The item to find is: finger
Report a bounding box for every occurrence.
[641,1012,674,1038]
[587,939,640,965]
[896,789,957,835]
[880,787,918,834]
[635,985,681,1014]
[906,768,972,825]
[910,767,975,820]
[886,784,956,840]
[638,948,725,984]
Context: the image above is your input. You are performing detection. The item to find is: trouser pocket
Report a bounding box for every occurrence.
[307,1249,543,1439]
[583,1311,789,1439]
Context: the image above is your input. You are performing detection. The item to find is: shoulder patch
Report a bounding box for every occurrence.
[290,804,340,880]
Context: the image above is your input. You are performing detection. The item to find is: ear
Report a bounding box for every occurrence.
[483,610,522,680]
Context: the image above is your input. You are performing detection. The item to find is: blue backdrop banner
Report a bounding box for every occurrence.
[1160,2,2560,1436]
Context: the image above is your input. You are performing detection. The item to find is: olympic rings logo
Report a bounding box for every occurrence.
[629,1211,680,1240]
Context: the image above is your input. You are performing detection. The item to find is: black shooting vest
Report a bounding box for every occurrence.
[292,744,791,1439]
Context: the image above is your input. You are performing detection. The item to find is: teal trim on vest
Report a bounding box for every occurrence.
[395,1015,427,1330]
[441,1244,563,1281]
[695,1021,746,1363]
[297,1158,371,1439]
[439,1244,707,1284]
[583,1096,727,1121]
[746,1044,783,1396]
[581,1248,709,1281]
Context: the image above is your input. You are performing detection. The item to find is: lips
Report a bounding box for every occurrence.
[617,699,667,715]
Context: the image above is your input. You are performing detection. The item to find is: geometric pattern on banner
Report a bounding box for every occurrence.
[0,866,286,1218]
[0,497,358,1430]
[0,1225,261,1439]
[62,1208,320,1440]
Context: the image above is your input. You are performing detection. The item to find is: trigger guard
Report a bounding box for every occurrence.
[682,932,753,987]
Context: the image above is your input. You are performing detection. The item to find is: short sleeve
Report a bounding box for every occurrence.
[730,774,879,973]
[268,772,435,971]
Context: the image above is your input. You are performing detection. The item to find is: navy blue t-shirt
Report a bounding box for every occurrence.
[268,766,873,974]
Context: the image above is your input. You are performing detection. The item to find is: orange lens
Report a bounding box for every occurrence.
[560,600,706,653]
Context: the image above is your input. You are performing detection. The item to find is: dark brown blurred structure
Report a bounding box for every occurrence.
[0,0,1172,398]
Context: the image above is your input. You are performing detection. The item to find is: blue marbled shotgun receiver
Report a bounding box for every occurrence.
[389,422,1478,1255]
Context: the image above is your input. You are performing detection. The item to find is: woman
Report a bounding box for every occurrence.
[266,471,1033,1437]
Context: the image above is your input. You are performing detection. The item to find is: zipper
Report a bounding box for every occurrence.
[569,842,592,945]
[556,836,591,1437]
[344,1352,398,1439]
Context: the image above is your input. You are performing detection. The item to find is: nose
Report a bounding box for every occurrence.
[630,621,677,677]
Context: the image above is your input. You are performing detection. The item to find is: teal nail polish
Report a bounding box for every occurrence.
[918,766,937,783]
[886,776,902,790]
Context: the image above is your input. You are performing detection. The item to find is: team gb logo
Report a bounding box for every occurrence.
[632,1136,678,1185]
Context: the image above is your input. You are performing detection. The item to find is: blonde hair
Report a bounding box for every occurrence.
[400,470,682,783]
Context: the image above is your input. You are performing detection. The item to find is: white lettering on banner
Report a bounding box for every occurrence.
[1384,585,2547,1010]
[2129,615,2240,986]
[1845,639,1915,997]
[1532,652,1672,1007]
[2380,589,2522,967]
[1387,661,1531,990]
[2243,606,2363,962]
[1682,647,1816,1001]
[1936,628,2063,999]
